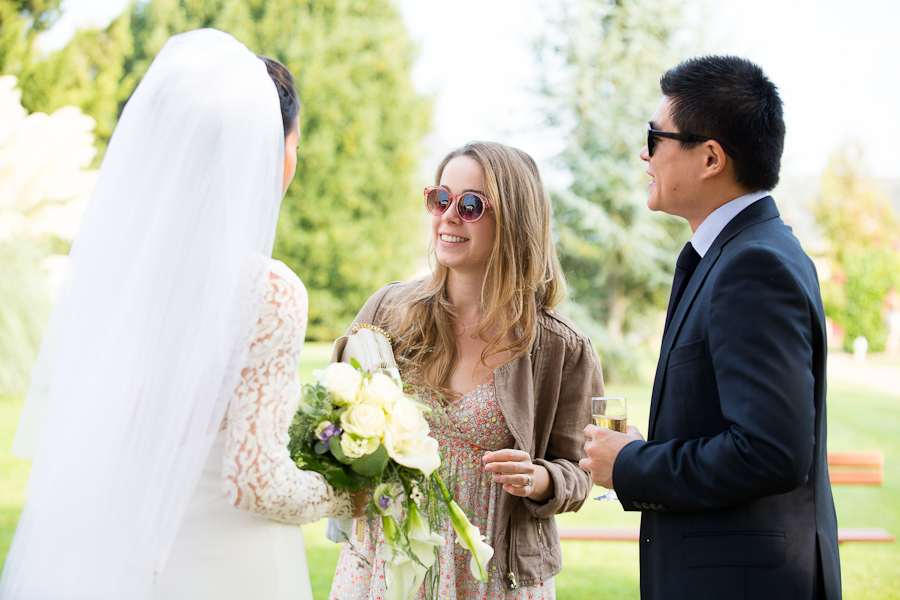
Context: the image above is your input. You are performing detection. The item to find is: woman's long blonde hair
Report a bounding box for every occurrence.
[386,141,566,400]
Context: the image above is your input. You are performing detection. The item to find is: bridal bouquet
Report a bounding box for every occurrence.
[288,361,494,600]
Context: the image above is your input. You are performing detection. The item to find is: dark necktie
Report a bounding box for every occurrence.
[664,242,701,334]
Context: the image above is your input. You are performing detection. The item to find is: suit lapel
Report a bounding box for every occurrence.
[647,249,719,438]
[647,197,781,438]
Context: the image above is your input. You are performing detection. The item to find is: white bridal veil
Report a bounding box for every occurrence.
[0,29,285,599]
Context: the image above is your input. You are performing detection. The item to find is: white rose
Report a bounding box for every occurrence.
[340,403,387,440]
[339,433,379,459]
[361,372,403,407]
[317,362,362,405]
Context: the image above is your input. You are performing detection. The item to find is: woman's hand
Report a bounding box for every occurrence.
[482,449,554,502]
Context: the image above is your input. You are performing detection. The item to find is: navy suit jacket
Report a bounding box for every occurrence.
[614,197,841,599]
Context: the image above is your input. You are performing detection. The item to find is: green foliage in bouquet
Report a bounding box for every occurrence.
[288,378,375,490]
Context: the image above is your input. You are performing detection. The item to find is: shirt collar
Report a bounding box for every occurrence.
[690,190,769,257]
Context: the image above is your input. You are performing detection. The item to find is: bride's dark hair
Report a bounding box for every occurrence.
[259,55,299,137]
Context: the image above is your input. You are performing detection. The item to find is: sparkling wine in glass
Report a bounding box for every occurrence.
[591,396,627,501]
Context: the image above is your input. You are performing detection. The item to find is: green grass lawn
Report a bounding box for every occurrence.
[2,343,898,599]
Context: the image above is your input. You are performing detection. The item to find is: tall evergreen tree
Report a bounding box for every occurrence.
[23,0,430,338]
[541,0,689,380]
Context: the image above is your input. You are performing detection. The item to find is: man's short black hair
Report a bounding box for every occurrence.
[660,55,785,192]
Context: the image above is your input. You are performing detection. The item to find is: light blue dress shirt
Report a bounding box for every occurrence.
[690,190,770,257]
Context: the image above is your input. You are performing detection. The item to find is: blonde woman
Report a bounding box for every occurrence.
[329,142,604,599]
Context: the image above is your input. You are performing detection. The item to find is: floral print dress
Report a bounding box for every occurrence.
[329,371,555,600]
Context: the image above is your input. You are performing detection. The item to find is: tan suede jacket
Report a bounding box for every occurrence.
[349,282,604,590]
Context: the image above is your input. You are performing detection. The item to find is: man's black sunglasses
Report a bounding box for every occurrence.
[647,123,711,157]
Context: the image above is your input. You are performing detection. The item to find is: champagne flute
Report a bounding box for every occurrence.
[591,396,627,501]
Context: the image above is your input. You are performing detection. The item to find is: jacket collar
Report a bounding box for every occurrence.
[648,196,780,438]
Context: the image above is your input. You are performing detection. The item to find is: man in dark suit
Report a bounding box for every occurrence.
[580,56,841,599]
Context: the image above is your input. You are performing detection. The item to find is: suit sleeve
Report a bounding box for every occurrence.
[613,246,816,512]
[524,334,603,518]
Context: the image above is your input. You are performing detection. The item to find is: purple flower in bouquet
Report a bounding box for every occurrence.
[316,422,342,443]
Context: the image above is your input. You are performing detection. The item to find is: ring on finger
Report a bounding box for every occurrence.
[525,476,532,487]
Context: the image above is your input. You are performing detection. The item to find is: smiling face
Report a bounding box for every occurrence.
[432,155,496,277]
[639,96,708,227]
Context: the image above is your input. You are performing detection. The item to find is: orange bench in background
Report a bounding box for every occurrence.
[559,450,894,544]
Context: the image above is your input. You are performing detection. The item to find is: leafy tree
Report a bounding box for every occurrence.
[23,0,430,339]
[812,143,900,264]
[811,143,900,352]
[18,14,134,159]
[540,0,689,380]
[0,0,61,75]
[840,248,900,352]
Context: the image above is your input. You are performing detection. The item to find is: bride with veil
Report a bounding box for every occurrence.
[0,28,362,600]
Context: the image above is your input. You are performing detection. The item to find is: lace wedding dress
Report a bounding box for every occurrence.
[154,259,354,599]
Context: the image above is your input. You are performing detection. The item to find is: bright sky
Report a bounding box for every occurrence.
[40,0,900,182]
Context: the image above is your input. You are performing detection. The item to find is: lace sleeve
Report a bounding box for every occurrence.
[222,261,355,524]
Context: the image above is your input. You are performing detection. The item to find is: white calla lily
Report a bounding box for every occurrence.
[404,502,445,596]
[378,545,419,600]
[378,515,423,600]
[382,425,441,476]
[406,501,445,570]
[380,396,441,475]
[385,396,429,439]
[448,500,494,581]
